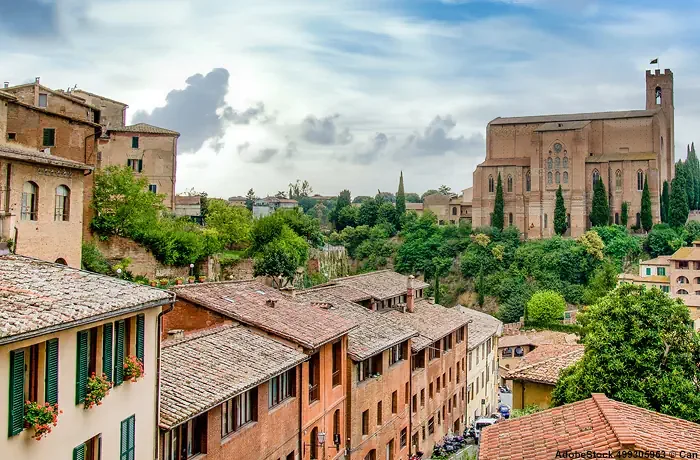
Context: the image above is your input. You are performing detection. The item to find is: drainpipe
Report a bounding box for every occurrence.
[12,227,18,254]
[408,347,413,457]
[154,295,176,460]
[298,366,303,460]
[465,320,472,427]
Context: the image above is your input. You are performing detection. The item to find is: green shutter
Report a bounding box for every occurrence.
[136,314,145,364]
[8,349,25,436]
[120,415,135,460]
[73,444,86,460]
[128,415,135,460]
[45,338,59,405]
[132,136,138,149]
[76,330,89,405]
[103,323,113,382]
[114,320,125,386]
[43,128,54,146]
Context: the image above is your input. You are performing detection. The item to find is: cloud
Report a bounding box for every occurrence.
[251,148,278,163]
[400,115,484,158]
[300,114,354,145]
[352,132,392,165]
[132,68,269,154]
[0,0,57,36]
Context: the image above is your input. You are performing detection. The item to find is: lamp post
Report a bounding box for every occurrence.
[116,268,122,279]
[189,263,194,277]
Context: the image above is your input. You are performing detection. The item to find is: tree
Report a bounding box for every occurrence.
[661,181,670,223]
[199,192,210,220]
[421,189,439,201]
[669,164,689,227]
[582,260,618,305]
[245,188,256,211]
[552,284,700,423]
[492,173,504,230]
[641,175,653,232]
[352,196,372,204]
[288,179,313,200]
[329,190,351,228]
[589,177,609,227]
[685,146,698,211]
[526,290,566,324]
[621,201,629,227]
[358,199,379,227]
[405,193,421,203]
[396,171,406,220]
[252,226,309,288]
[692,143,700,210]
[577,230,604,260]
[205,199,253,249]
[430,256,453,305]
[438,185,452,195]
[554,185,567,235]
[377,202,398,230]
[336,205,359,231]
[274,191,287,199]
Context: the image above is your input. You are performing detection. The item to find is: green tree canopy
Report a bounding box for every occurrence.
[670,163,689,227]
[641,175,653,232]
[438,185,452,195]
[421,189,439,201]
[492,173,504,230]
[252,226,309,288]
[621,201,629,227]
[205,199,253,249]
[661,181,670,223]
[396,171,406,220]
[245,188,256,211]
[589,177,609,227]
[358,199,380,227]
[405,193,421,203]
[552,284,700,423]
[554,185,567,235]
[329,189,351,228]
[336,205,359,231]
[288,179,313,200]
[526,290,566,323]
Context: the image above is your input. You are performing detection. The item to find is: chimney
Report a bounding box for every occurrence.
[3,82,8,89]
[406,275,415,313]
[266,299,277,308]
[167,329,184,340]
[35,77,40,84]
[281,286,296,297]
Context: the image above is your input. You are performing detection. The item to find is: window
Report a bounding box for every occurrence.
[422,426,426,440]
[436,376,441,391]
[269,368,296,408]
[547,172,553,184]
[637,170,644,191]
[405,382,409,405]
[73,434,101,460]
[332,341,342,387]
[309,352,320,402]
[449,367,452,382]
[377,401,383,425]
[442,334,452,353]
[333,409,340,445]
[555,171,560,184]
[468,352,472,370]
[43,128,55,147]
[358,355,382,382]
[420,389,425,406]
[38,93,48,108]
[385,439,394,460]
[429,382,433,399]
[456,326,465,343]
[437,409,441,425]
[389,343,406,366]
[646,267,652,276]
[365,450,377,460]
[287,453,295,460]
[677,276,689,284]
[127,158,143,173]
[468,383,474,401]
[412,394,417,413]
[488,175,494,193]
[452,207,457,216]
[563,171,569,184]
[525,170,531,192]
[678,261,689,269]
[592,170,600,187]
[222,388,257,436]
[429,341,441,360]
[412,432,419,452]
[21,181,39,221]
[149,184,157,194]
[555,157,560,168]
[120,415,135,460]
[636,213,641,228]
[616,170,622,191]
[658,267,666,276]
[615,213,620,225]
[655,86,662,105]
[54,185,70,221]
[428,417,435,434]
[400,428,407,449]
[132,136,139,149]
[563,157,568,168]
[544,214,548,229]
[362,410,370,435]
[547,158,553,170]
[442,372,446,388]
[412,349,425,371]
[507,175,513,193]
[162,414,206,460]
[508,212,513,226]
[678,289,689,295]
[662,285,670,293]
[310,427,319,460]
[392,391,398,414]
[7,132,16,141]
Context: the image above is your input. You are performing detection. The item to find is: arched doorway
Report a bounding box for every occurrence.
[55,258,67,265]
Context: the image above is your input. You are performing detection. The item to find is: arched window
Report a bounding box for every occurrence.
[54,185,70,221]
[678,276,689,284]
[333,409,340,442]
[21,181,39,221]
[525,171,531,192]
[661,136,664,153]
[508,213,513,226]
[547,172,553,184]
[637,170,644,191]
[615,213,620,225]
[694,277,700,284]
[488,175,494,193]
[656,86,662,105]
[310,427,318,459]
[563,157,568,168]
[452,207,457,215]
[677,289,688,295]
[615,170,622,192]
[507,175,513,193]
[563,171,569,184]
[555,157,560,168]
[547,158,553,170]
[555,172,561,184]
[54,258,67,265]
[592,170,600,187]
[544,214,548,228]
[365,449,377,460]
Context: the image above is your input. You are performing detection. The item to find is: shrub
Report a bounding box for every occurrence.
[81,242,111,274]
[526,290,566,324]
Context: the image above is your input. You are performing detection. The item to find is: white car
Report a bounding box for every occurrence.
[472,417,499,444]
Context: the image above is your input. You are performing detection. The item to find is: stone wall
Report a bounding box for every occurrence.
[308,244,350,279]
[95,235,190,280]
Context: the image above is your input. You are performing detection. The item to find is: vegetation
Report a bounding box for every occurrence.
[245,188,256,211]
[661,181,669,223]
[492,173,504,230]
[526,290,566,324]
[670,163,690,227]
[641,175,652,232]
[510,405,544,419]
[589,178,609,227]
[621,201,629,227]
[554,185,567,235]
[396,171,406,223]
[205,199,252,249]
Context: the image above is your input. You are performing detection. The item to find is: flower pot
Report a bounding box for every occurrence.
[175,279,183,285]
[198,276,206,283]
[160,280,168,286]
[187,278,195,284]
[149,281,157,287]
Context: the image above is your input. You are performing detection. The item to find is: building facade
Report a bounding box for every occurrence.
[472,69,675,239]
[253,197,299,219]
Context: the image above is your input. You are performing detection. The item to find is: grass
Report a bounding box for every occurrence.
[218,249,246,266]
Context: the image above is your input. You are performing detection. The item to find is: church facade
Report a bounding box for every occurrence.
[471,69,675,239]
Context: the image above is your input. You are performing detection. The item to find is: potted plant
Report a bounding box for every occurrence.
[159,279,168,286]
[187,276,195,284]
[175,277,184,285]
[84,373,112,410]
[198,275,206,283]
[123,356,144,382]
[24,401,61,440]
[149,280,157,287]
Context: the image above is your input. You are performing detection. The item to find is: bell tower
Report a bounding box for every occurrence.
[646,69,674,181]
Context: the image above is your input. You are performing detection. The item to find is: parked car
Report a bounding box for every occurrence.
[470,417,499,444]
[498,403,511,419]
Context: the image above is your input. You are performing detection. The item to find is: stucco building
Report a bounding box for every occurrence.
[253,197,299,219]
[421,190,473,226]
[0,253,174,460]
[471,69,675,238]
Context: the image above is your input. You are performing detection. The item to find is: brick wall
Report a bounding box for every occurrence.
[161,299,229,340]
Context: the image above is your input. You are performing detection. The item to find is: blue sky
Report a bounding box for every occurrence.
[2,0,699,198]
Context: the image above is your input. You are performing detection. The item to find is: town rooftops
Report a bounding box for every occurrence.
[295,286,417,361]
[171,281,357,349]
[108,123,180,136]
[0,143,93,171]
[489,108,661,126]
[2,82,99,109]
[159,324,307,430]
[328,270,430,301]
[0,254,174,344]
[69,88,129,107]
[618,273,669,284]
[406,202,424,211]
[174,195,201,206]
[497,335,538,349]
[259,197,299,204]
[506,344,584,385]
[641,255,671,266]
[456,306,503,350]
[10,98,102,127]
[478,158,532,168]
[479,393,700,460]
[670,246,700,261]
[399,299,472,351]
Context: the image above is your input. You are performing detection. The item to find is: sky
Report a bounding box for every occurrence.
[2,0,700,199]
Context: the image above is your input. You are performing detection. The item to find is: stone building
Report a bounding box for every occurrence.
[472,69,675,238]
[253,197,299,219]
[0,143,92,267]
[422,189,473,225]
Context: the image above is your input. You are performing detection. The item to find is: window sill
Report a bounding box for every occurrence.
[268,396,295,414]
[221,421,257,445]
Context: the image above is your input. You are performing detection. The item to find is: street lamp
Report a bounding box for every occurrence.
[317,432,326,446]
[189,263,194,277]
[116,268,122,279]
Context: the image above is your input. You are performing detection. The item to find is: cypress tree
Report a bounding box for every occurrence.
[669,163,689,228]
[554,185,567,235]
[621,202,629,227]
[589,177,609,227]
[661,181,670,223]
[492,173,504,230]
[693,142,700,210]
[641,175,653,231]
[396,171,406,219]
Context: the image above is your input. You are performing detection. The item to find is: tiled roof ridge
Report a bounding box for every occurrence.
[71,88,128,106]
[592,394,637,449]
[162,324,236,349]
[0,142,94,170]
[334,269,394,281]
[172,279,266,291]
[4,82,99,109]
[507,347,583,377]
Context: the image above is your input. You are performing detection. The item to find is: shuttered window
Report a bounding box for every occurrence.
[120,415,136,460]
[42,128,55,147]
[136,314,145,364]
[103,323,113,382]
[8,349,25,436]
[73,444,86,460]
[114,320,125,386]
[76,331,89,405]
[45,338,59,404]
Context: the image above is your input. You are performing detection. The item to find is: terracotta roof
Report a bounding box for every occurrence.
[160,324,307,429]
[506,345,584,385]
[489,109,660,126]
[406,203,424,211]
[3,83,99,109]
[171,281,356,349]
[108,123,179,136]
[399,299,472,351]
[534,120,591,132]
[671,246,700,261]
[617,273,669,284]
[641,256,671,266]
[456,306,503,350]
[497,335,538,348]
[296,286,417,361]
[0,143,93,170]
[329,270,430,301]
[174,196,201,206]
[0,255,173,344]
[303,283,374,302]
[585,152,657,163]
[479,394,700,460]
[70,89,129,107]
[478,158,532,167]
